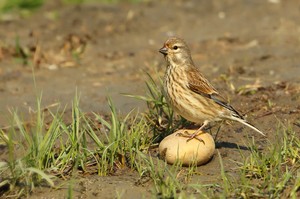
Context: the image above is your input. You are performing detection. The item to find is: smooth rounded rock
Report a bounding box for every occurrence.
[159,129,215,166]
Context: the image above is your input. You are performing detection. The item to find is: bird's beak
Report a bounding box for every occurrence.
[159,46,168,55]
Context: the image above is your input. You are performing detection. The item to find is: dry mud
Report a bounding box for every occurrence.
[0,0,299,198]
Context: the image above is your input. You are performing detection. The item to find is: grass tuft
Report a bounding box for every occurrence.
[0,73,299,198]
[1,0,44,12]
[124,72,189,142]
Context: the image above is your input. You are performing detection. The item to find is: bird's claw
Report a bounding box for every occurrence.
[176,130,205,144]
[176,130,190,137]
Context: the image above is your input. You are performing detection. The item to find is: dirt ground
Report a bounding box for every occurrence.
[0,0,300,198]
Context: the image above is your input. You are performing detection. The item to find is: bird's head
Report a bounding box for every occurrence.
[159,37,193,66]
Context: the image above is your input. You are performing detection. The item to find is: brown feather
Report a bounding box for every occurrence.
[186,66,244,119]
[159,37,265,136]
[186,66,219,97]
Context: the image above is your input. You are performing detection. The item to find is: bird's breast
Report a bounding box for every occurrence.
[163,68,220,123]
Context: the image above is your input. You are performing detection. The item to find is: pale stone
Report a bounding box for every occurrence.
[159,129,215,166]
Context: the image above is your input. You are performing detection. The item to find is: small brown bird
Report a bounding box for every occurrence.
[159,37,265,140]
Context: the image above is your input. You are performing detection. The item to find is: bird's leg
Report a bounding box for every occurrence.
[213,121,223,141]
[176,120,209,144]
[186,120,209,142]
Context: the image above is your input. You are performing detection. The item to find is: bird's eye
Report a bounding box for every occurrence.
[173,45,178,50]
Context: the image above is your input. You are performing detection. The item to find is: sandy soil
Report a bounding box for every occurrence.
[0,0,300,198]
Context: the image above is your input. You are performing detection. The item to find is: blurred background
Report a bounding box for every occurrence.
[0,0,299,126]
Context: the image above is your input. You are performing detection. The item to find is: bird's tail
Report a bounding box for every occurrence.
[225,116,266,136]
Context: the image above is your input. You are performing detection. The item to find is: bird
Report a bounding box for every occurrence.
[158,37,265,141]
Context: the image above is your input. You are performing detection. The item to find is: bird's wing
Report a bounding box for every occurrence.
[186,66,244,119]
[186,66,218,96]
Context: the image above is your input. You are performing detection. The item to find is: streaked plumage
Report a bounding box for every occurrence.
[159,37,265,140]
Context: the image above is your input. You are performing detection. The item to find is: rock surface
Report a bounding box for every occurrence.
[159,129,215,166]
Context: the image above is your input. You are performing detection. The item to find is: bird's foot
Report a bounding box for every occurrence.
[176,130,205,144]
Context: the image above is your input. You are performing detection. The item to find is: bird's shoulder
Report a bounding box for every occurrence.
[186,66,219,96]
[186,66,244,118]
